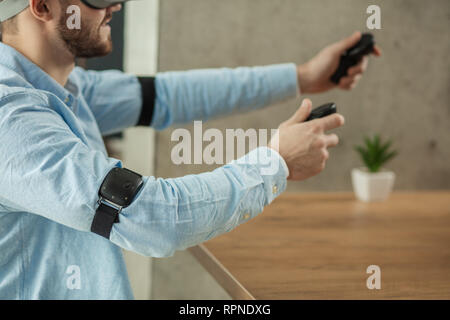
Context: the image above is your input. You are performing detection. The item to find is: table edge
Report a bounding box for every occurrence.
[188,244,255,300]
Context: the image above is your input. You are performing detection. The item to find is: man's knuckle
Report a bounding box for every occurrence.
[315,137,326,148]
[312,122,323,133]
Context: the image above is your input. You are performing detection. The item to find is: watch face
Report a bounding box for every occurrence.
[100,168,144,207]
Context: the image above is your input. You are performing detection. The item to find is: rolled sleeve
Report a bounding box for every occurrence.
[152,63,300,130]
[262,63,300,104]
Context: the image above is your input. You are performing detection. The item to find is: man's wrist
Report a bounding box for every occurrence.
[297,63,311,95]
[267,146,290,178]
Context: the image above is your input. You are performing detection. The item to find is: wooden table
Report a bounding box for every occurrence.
[189,192,450,299]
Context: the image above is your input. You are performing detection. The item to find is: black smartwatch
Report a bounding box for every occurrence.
[91,167,144,239]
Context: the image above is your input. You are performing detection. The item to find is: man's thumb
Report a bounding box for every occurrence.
[287,99,312,124]
[335,31,362,53]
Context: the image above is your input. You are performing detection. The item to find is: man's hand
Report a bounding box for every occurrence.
[268,99,345,181]
[297,32,382,94]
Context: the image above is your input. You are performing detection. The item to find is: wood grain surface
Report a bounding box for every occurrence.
[189,192,450,299]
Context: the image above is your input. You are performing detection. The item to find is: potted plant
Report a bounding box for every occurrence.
[352,134,398,202]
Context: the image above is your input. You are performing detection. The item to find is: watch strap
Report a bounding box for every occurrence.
[91,202,120,239]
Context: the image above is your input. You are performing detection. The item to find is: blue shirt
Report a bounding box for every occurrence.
[0,42,299,299]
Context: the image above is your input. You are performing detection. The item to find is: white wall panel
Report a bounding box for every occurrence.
[122,0,160,300]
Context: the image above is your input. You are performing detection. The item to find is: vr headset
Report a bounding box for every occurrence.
[0,0,133,22]
[81,0,131,9]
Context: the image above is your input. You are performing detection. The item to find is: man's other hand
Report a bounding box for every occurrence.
[268,99,345,181]
[297,32,382,94]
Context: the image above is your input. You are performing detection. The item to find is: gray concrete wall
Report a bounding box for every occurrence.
[152,0,449,299]
[155,0,449,191]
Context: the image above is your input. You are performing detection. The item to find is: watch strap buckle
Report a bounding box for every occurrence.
[91,198,122,239]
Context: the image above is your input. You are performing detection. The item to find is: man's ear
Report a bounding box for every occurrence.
[28,0,59,22]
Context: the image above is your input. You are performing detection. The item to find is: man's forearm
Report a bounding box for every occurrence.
[146,64,299,130]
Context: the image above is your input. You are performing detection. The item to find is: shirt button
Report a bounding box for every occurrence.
[64,97,69,103]
[272,185,278,194]
[243,213,251,220]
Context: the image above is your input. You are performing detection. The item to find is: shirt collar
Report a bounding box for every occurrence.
[0,42,79,104]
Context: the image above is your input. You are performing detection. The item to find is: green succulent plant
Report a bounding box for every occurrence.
[354,134,398,173]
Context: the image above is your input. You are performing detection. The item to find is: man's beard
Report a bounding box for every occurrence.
[57,11,113,58]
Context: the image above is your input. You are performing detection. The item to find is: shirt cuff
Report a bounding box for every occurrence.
[264,63,300,103]
[229,147,288,227]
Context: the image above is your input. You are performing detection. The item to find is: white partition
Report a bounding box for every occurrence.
[121,0,160,300]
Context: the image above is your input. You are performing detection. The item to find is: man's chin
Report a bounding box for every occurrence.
[76,41,113,59]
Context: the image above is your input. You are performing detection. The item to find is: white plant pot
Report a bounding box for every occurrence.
[351,167,396,202]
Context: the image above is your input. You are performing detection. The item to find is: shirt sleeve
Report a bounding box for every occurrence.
[0,92,289,258]
[76,64,299,134]
[151,63,299,130]
[73,67,143,137]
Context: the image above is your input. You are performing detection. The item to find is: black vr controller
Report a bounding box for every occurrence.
[305,103,337,122]
[330,33,376,84]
